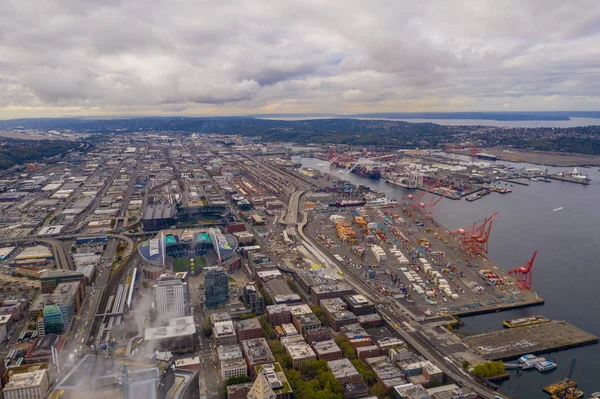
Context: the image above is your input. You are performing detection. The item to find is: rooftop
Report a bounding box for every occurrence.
[255,363,292,394]
[49,281,80,302]
[285,341,316,359]
[4,368,47,390]
[311,339,341,355]
[264,278,294,296]
[288,304,313,316]
[328,358,360,380]
[241,338,275,364]
[345,294,373,307]
[213,320,236,337]
[266,304,290,314]
[236,317,261,332]
[320,297,347,312]
[332,311,358,322]
[217,344,243,361]
[312,282,354,295]
[221,357,247,370]
[40,269,84,279]
[145,316,196,340]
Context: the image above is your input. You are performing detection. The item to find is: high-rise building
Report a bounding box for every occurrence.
[243,284,265,315]
[204,266,229,308]
[155,274,190,318]
[36,281,79,337]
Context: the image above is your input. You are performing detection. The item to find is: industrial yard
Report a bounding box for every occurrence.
[302,191,544,320]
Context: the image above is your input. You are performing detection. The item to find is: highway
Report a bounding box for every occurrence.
[0,237,73,270]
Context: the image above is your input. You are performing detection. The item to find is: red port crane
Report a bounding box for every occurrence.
[421,189,448,219]
[509,250,538,290]
[450,212,498,257]
[402,181,441,211]
[469,143,480,157]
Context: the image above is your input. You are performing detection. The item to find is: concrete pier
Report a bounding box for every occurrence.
[462,320,599,360]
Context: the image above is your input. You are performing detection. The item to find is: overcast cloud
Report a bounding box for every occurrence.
[1,0,599,118]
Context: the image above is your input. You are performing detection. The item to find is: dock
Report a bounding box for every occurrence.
[548,175,590,185]
[462,320,599,361]
[499,178,529,186]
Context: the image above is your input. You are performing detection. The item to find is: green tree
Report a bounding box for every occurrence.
[351,359,376,385]
[300,359,327,379]
[259,316,276,339]
[461,360,470,371]
[369,382,387,399]
[472,361,505,378]
[335,335,357,360]
[224,375,251,386]
[310,305,328,326]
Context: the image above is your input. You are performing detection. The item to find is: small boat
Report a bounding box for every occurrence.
[518,354,537,363]
[521,357,545,369]
[535,360,557,372]
[503,315,550,328]
[518,355,545,369]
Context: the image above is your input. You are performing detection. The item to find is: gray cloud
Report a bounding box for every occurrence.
[1,0,600,117]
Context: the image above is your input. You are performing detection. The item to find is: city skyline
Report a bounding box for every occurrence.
[1,0,600,119]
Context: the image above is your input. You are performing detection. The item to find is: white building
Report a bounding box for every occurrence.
[220,357,248,379]
[3,368,49,399]
[155,274,189,318]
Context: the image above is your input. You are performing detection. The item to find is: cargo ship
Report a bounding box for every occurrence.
[333,200,367,208]
[465,188,490,202]
[352,165,381,179]
[503,315,550,328]
[477,152,498,161]
[386,178,417,189]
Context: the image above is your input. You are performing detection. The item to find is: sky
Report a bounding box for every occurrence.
[1,0,600,118]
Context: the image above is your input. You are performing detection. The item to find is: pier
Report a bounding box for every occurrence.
[548,174,590,185]
[462,320,599,360]
[499,178,529,186]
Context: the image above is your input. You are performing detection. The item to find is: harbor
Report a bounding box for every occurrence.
[291,149,600,397]
[462,321,599,361]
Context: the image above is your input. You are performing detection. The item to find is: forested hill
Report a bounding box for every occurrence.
[0,138,80,170]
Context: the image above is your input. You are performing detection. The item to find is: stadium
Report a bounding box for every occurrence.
[138,228,238,280]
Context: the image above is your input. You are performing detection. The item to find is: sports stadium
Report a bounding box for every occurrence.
[138,228,238,280]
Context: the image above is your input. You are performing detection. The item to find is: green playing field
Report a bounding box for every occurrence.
[172,256,206,272]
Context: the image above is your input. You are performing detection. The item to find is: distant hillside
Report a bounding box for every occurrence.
[0,138,80,170]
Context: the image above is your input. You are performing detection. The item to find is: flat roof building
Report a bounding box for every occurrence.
[266,304,291,326]
[344,294,375,315]
[221,357,247,380]
[213,320,237,346]
[155,274,190,318]
[144,316,197,354]
[241,338,275,377]
[282,339,316,369]
[311,339,342,361]
[310,282,354,306]
[217,344,244,362]
[356,345,381,360]
[327,358,362,384]
[292,312,321,336]
[3,368,49,399]
[40,269,85,298]
[235,318,262,342]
